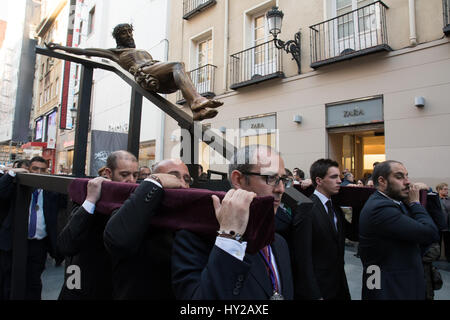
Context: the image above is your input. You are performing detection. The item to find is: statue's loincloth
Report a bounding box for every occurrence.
[129,61,160,91]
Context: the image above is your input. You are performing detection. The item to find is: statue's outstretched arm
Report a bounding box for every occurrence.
[45,42,119,63]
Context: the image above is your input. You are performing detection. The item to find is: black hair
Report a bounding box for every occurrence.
[372,160,403,187]
[310,158,339,187]
[30,156,47,165]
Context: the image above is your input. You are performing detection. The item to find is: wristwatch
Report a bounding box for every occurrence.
[217,230,244,242]
[149,174,162,186]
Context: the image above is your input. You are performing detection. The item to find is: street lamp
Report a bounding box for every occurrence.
[266,6,301,74]
[70,107,77,128]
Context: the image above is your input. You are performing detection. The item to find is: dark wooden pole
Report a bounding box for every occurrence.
[127,88,143,159]
[72,66,93,177]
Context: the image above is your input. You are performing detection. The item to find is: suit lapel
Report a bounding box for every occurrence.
[311,194,338,241]
[245,251,273,297]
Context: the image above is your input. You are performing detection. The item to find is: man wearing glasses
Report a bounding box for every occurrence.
[171,145,295,300]
[103,158,192,299]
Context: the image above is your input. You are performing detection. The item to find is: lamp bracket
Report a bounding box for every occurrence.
[274,30,301,74]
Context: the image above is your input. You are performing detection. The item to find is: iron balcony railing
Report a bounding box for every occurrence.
[183,0,216,20]
[229,40,284,90]
[444,0,450,35]
[176,64,217,104]
[310,1,390,68]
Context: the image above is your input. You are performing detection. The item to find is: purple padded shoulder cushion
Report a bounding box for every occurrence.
[68,178,275,253]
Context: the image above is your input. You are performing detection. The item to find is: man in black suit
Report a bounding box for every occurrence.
[0,165,29,300]
[359,160,439,300]
[57,150,139,299]
[292,158,354,300]
[171,145,294,300]
[0,156,64,300]
[103,158,189,299]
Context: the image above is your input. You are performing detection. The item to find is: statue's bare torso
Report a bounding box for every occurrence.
[110,48,157,71]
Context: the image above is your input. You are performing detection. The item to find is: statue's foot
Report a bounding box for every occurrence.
[193,108,218,121]
[191,99,223,112]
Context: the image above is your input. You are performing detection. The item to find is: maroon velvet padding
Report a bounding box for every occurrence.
[68,179,275,253]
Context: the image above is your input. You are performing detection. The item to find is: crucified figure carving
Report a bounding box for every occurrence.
[46,23,222,121]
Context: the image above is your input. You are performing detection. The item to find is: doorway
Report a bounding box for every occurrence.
[328,126,385,182]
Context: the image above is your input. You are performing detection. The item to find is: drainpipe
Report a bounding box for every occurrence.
[223,0,229,92]
[409,0,417,46]
[159,0,171,161]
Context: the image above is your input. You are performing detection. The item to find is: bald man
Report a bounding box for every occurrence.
[103,159,192,299]
[57,150,139,300]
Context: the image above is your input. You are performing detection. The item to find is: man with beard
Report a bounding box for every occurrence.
[46,23,222,121]
[359,160,439,300]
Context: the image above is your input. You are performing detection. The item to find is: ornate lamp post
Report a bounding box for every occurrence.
[266,6,301,74]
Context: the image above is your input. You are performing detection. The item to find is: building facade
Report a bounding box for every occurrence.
[165,0,450,187]
[31,0,69,173]
[65,0,169,175]
[0,0,41,165]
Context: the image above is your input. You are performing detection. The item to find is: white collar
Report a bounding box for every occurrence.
[377,190,402,206]
[313,189,330,207]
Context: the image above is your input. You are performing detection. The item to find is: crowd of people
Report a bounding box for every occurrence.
[0,147,448,301]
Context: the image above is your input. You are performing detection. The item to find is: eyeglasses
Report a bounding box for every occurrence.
[168,171,194,185]
[241,172,293,188]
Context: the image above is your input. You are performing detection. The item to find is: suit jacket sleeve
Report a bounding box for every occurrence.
[370,200,439,244]
[57,204,94,257]
[291,207,322,300]
[426,194,447,232]
[171,229,252,300]
[103,180,164,258]
[0,173,15,200]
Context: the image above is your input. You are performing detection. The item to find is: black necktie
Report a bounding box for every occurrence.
[325,200,337,232]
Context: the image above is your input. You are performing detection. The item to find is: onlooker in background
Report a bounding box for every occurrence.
[198,164,208,180]
[436,183,450,262]
[341,172,355,186]
[293,168,304,184]
[293,167,313,190]
[414,182,446,300]
[97,166,108,178]
[356,179,364,187]
[58,150,139,300]
[138,166,151,181]
[13,159,30,170]
[366,178,374,188]
[359,160,439,300]
[437,183,450,218]
[285,168,294,181]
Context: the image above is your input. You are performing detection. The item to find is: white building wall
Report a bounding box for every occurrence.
[0,0,27,142]
[78,0,169,161]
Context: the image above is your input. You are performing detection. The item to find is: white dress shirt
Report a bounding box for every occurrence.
[314,189,338,230]
[29,189,47,240]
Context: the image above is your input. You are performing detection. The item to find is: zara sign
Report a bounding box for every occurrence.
[326,97,383,128]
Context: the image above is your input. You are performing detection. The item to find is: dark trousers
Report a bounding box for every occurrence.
[26,239,47,300]
[0,250,12,300]
[441,231,450,262]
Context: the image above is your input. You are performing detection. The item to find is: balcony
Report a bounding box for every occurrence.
[444,0,450,35]
[183,0,216,20]
[229,40,284,90]
[176,64,217,105]
[309,1,391,69]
